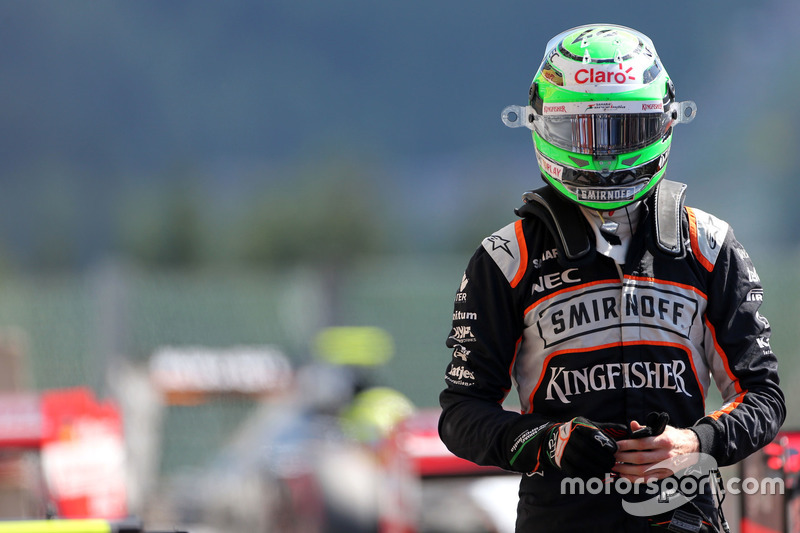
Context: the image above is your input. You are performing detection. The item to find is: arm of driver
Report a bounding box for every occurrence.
[613,421,701,481]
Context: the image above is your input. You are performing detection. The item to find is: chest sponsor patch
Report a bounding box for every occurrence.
[532,282,700,349]
[543,358,694,404]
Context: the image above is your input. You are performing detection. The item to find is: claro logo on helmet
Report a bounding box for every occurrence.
[574,65,635,85]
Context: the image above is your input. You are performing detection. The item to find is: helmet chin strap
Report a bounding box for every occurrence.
[594,202,643,230]
[580,203,643,263]
[600,217,619,234]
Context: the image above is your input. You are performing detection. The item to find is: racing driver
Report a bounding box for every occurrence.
[438,23,785,532]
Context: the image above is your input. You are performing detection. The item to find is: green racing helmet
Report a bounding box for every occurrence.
[502,24,697,210]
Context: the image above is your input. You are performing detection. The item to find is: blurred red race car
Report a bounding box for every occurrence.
[377,408,520,533]
[0,387,127,521]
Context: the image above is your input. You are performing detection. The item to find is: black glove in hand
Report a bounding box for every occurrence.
[545,417,620,478]
[628,411,669,439]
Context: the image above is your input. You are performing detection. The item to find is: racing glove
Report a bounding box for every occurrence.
[544,413,669,477]
[544,417,621,477]
[628,411,669,439]
[506,416,625,477]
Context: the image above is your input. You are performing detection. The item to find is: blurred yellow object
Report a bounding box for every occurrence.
[340,386,415,443]
[312,327,394,366]
[0,520,110,533]
[0,519,175,533]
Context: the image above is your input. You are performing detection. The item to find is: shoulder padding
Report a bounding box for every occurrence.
[481,220,526,286]
[686,206,730,271]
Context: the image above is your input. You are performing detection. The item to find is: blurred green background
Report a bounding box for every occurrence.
[0,0,797,486]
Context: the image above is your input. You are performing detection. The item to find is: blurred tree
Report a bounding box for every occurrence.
[113,155,388,272]
[235,156,386,268]
[26,169,82,272]
[119,176,205,270]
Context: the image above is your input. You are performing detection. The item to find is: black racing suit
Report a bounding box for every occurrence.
[438,188,785,532]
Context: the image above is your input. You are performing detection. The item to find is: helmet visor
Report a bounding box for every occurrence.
[534,112,672,156]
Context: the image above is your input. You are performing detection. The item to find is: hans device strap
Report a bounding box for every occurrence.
[516,186,594,265]
[515,180,687,264]
[650,179,687,258]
